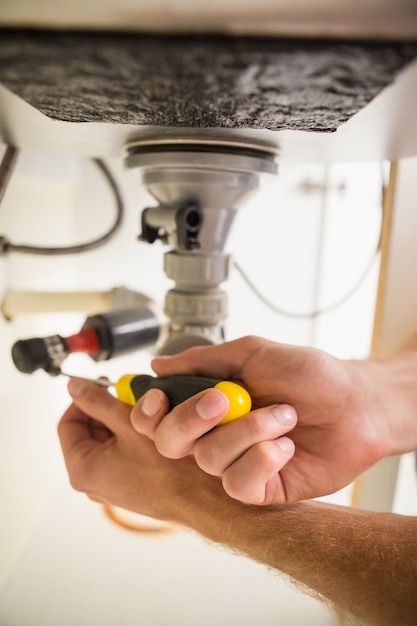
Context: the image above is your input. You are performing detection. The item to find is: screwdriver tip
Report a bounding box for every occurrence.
[60,372,114,387]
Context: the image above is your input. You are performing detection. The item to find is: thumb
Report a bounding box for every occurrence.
[68,378,132,432]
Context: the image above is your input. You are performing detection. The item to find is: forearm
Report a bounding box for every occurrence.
[177,481,417,626]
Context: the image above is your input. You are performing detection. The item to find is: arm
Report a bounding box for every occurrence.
[131,334,417,504]
[58,380,417,626]
[186,491,417,626]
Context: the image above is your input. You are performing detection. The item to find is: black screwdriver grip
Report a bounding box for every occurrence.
[129,374,222,409]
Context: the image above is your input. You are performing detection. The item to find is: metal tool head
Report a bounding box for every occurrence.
[60,372,114,387]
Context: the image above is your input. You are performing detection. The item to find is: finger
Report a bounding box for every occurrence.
[57,402,104,485]
[67,378,131,433]
[151,336,267,379]
[152,387,230,459]
[58,401,93,453]
[221,438,295,505]
[193,404,297,476]
[130,388,170,439]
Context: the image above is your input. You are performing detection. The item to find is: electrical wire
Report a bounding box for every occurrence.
[233,244,380,320]
[0,158,124,255]
[233,168,385,320]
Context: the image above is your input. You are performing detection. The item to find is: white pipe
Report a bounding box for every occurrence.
[1,291,110,320]
[1,287,155,320]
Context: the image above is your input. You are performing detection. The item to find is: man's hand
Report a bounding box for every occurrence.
[131,381,297,505]
[58,378,213,522]
[131,336,394,505]
[57,342,417,626]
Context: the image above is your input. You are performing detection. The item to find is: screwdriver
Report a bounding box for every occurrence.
[66,373,252,426]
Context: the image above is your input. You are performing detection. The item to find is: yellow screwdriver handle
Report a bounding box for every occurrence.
[115,374,252,425]
[115,374,138,406]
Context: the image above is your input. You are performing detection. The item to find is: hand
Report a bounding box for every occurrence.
[58,376,417,626]
[131,336,391,505]
[57,378,221,522]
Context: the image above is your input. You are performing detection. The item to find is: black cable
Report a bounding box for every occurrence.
[0,158,124,255]
[233,171,385,321]
[233,244,380,320]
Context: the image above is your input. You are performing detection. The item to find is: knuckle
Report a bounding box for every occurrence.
[154,404,205,459]
[154,429,186,459]
[194,439,223,475]
[246,411,277,441]
[252,441,282,470]
[68,469,88,493]
[222,472,243,499]
[78,384,103,409]
[154,436,176,459]
[172,408,196,438]
[86,492,103,504]
[221,447,278,505]
[74,386,115,418]
[241,335,265,353]
[222,471,262,504]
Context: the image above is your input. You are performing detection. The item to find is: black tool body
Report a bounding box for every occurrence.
[129,374,222,408]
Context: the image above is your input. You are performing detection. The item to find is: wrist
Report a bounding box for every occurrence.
[365,350,417,456]
[169,465,261,543]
